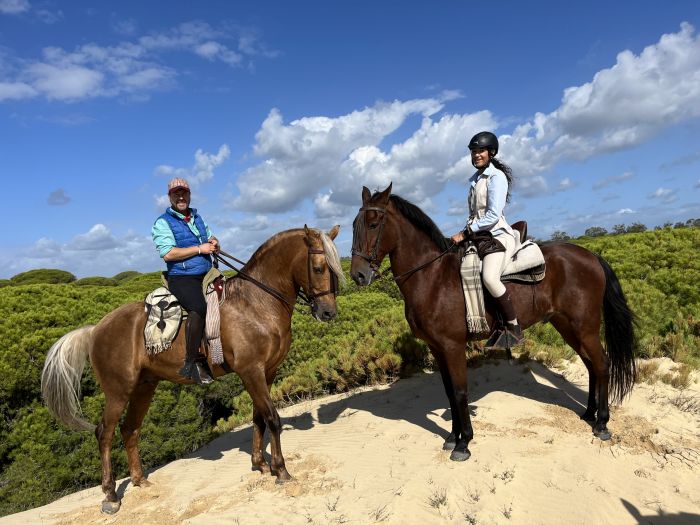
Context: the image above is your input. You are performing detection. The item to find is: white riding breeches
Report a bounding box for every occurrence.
[481,232,516,298]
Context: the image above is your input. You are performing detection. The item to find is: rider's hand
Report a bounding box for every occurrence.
[199,242,215,255]
[208,237,220,253]
[450,232,465,243]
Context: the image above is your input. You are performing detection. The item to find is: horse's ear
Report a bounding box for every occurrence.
[376,182,392,205]
[361,186,371,205]
[328,224,340,240]
[303,224,315,246]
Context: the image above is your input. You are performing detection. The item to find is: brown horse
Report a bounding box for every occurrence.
[350,184,637,461]
[41,225,344,514]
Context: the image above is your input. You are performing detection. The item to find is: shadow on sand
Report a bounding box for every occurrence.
[189,357,591,465]
[621,498,700,525]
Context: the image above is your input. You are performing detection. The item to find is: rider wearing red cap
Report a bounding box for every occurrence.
[152,178,219,384]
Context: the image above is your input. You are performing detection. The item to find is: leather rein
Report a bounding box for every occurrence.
[214,248,337,314]
[352,204,454,283]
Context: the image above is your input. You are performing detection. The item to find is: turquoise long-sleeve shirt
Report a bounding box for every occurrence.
[151,207,213,258]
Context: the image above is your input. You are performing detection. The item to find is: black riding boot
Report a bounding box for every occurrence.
[178,311,214,385]
[485,292,525,351]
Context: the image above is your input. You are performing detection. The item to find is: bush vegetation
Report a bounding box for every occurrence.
[0,226,698,515]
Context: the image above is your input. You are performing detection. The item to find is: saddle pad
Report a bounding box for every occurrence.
[502,241,546,278]
[144,287,182,355]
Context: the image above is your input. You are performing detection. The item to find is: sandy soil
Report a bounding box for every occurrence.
[2,357,699,525]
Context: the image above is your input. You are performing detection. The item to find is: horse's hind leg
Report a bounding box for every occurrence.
[550,316,598,420]
[96,392,130,514]
[251,408,270,474]
[120,378,159,487]
[551,316,611,440]
[581,334,611,440]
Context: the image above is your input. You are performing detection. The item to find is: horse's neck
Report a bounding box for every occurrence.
[233,238,301,305]
[388,217,445,300]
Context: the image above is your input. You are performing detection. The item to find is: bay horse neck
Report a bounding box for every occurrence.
[384,198,451,285]
[228,230,308,311]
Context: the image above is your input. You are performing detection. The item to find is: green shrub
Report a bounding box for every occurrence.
[10,269,76,285]
[73,276,118,287]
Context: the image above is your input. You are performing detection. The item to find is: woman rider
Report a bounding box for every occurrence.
[152,177,219,385]
[450,131,524,349]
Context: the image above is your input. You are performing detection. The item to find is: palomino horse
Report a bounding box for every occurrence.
[42,226,344,513]
[350,184,637,461]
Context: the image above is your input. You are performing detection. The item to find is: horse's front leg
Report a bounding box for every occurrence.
[240,367,292,482]
[120,379,158,487]
[431,348,459,450]
[441,346,474,461]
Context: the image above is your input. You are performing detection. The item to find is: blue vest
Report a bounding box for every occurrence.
[160,208,213,276]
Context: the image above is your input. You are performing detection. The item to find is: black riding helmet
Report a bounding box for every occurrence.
[468,131,499,156]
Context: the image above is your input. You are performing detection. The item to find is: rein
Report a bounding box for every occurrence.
[352,204,454,283]
[214,248,336,314]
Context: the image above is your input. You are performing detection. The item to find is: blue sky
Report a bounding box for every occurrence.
[1,1,699,278]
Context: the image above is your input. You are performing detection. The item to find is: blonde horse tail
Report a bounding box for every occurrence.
[41,325,97,432]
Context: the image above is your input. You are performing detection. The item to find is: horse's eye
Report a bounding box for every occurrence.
[369,222,379,230]
[313,267,323,274]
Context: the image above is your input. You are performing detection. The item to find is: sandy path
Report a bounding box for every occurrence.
[2,358,699,525]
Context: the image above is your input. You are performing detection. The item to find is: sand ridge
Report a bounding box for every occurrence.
[2,358,699,525]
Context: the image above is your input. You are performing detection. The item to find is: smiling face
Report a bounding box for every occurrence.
[169,188,191,215]
[471,147,491,169]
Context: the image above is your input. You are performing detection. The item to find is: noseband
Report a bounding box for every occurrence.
[300,248,338,308]
[352,203,454,282]
[351,205,388,273]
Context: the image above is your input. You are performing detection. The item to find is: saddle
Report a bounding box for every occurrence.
[144,267,227,363]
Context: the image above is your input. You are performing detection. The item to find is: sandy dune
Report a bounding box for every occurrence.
[3,358,699,525]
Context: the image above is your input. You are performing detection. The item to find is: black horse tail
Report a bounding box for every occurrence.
[597,255,638,402]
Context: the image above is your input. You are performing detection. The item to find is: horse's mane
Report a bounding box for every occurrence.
[383,194,454,252]
[225,228,345,295]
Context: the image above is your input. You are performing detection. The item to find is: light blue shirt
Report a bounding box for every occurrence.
[151,208,213,258]
[468,165,508,234]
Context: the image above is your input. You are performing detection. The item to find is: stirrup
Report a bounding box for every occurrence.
[483,327,504,351]
[492,324,525,350]
[191,360,214,385]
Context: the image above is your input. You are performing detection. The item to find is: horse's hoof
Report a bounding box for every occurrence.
[442,439,457,451]
[132,478,152,488]
[274,473,293,485]
[101,500,121,514]
[594,429,612,441]
[449,449,471,462]
[252,464,271,474]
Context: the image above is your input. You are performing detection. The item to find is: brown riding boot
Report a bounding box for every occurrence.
[178,312,214,385]
[485,292,525,351]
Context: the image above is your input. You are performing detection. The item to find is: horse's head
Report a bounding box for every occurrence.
[350,183,393,286]
[301,224,343,321]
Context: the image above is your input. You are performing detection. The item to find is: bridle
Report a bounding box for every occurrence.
[215,246,338,314]
[351,205,388,275]
[352,203,454,282]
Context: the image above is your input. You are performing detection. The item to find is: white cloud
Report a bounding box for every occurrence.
[593,171,634,190]
[153,145,230,206]
[0,81,37,101]
[557,177,574,191]
[232,98,494,214]
[617,208,635,215]
[0,21,274,103]
[69,224,119,251]
[25,63,104,100]
[0,0,29,14]
[649,187,677,203]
